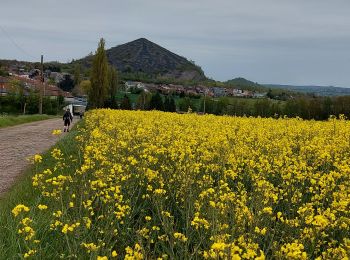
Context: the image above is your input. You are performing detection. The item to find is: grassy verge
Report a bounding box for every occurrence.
[0,125,81,259]
[0,114,57,128]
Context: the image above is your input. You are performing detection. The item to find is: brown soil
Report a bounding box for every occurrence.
[0,118,76,195]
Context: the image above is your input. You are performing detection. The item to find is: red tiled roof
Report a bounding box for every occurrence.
[11,75,71,97]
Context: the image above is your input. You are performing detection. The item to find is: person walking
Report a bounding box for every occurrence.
[63,108,73,132]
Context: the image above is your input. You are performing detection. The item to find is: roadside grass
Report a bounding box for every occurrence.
[0,125,81,259]
[0,114,57,128]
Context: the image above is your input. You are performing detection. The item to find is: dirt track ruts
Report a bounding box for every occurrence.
[0,118,76,195]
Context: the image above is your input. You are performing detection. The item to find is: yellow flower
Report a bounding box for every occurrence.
[280,242,307,260]
[53,210,62,217]
[12,204,30,217]
[52,129,62,135]
[81,242,100,252]
[209,201,216,207]
[154,189,166,195]
[125,243,143,259]
[262,207,273,215]
[23,249,36,258]
[38,204,48,210]
[61,222,80,234]
[13,109,350,259]
[34,154,42,163]
[211,242,227,251]
[174,232,188,242]
[312,215,329,228]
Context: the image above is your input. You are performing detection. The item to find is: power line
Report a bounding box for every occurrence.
[0,25,37,59]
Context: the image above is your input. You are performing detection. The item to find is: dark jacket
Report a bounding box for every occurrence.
[63,111,73,122]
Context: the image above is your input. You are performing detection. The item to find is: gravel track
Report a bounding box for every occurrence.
[0,118,76,195]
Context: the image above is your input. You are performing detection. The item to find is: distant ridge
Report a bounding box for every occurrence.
[77,38,206,81]
[225,77,261,87]
[224,77,266,91]
[264,84,350,96]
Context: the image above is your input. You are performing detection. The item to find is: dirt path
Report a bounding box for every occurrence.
[0,118,76,195]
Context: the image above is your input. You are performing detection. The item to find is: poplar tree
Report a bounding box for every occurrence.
[73,64,81,87]
[149,92,164,111]
[108,66,119,108]
[89,38,109,108]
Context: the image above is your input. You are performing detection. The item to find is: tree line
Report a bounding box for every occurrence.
[119,92,350,120]
[196,96,350,120]
[0,89,64,115]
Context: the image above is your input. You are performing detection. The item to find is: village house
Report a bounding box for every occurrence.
[6,75,72,99]
[124,81,146,91]
[0,76,9,96]
[212,87,226,97]
[120,81,265,100]
[50,72,64,83]
[253,92,266,98]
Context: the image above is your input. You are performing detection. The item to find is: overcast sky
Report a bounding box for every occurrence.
[1,0,349,86]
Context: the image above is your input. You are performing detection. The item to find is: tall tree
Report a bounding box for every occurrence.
[108,66,119,108]
[89,38,109,108]
[135,90,152,110]
[164,96,170,111]
[164,95,176,112]
[149,92,164,111]
[168,96,176,112]
[73,64,82,87]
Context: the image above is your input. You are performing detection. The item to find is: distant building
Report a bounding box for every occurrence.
[63,96,87,115]
[50,72,64,83]
[253,93,266,98]
[125,81,143,90]
[212,87,226,97]
[0,76,9,96]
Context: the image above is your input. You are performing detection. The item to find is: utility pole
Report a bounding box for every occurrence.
[39,55,44,114]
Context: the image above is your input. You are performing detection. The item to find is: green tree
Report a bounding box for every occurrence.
[73,64,82,87]
[164,96,170,111]
[283,100,299,118]
[215,97,229,115]
[120,94,132,110]
[168,96,176,112]
[79,80,91,96]
[89,38,109,108]
[0,66,8,77]
[322,97,333,120]
[58,74,75,92]
[253,99,272,117]
[136,91,152,110]
[149,92,164,111]
[266,89,274,99]
[9,79,27,114]
[57,95,65,108]
[108,66,119,108]
[178,97,192,112]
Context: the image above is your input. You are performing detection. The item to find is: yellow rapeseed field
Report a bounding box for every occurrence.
[12,110,350,259]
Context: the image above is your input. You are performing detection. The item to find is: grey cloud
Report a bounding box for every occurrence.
[0,0,350,86]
